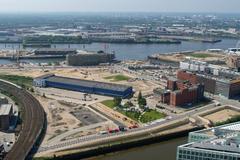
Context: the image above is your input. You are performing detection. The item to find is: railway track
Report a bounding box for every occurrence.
[0,81,45,160]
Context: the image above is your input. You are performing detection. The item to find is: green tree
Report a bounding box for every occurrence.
[114,97,122,107]
[138,91,147,108]
[124,101,133,108]
[139,98,147,108]
[138,91,143,102]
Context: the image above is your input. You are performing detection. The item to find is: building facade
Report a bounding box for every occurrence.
[155,77,204,107]
[33,74,133,98]
[177,122,240,160]
[177,70,240,98]
[34,48,77,56]
[0,104,13,131]
[66,50,115,66]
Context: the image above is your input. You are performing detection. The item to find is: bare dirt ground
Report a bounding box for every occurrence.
[36,95,113,145]
[0,66,156,96]
[152,51,226,63]
[0,66,160,145]
[204,109,240,123]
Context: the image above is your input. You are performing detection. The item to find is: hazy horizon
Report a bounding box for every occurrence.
[0,0,239,13]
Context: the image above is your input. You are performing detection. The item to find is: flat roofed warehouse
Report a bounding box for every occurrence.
[34,48,77,56]
[33,74,133,98]
[66,50,116,66]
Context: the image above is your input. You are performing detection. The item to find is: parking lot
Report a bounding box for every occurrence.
[71,106,106,126]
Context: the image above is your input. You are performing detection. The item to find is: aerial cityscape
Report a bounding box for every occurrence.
[0,0,239,160]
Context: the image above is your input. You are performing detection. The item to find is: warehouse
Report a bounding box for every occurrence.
[66,50,115,66]
[33,74,133,98]
[34,48,77,56]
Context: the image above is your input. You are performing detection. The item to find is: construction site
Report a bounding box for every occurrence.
[0,51,239,159]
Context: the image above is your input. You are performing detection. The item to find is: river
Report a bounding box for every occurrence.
[0,38,238,64]
[85,137,187,160]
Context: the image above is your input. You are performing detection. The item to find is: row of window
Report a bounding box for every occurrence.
[177,148,240,160]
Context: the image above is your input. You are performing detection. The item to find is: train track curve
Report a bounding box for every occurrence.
[0,80,45,160]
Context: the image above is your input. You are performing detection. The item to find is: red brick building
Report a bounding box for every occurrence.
[170,86,199,106]
[177,70,198,84]
[156,75,204,107]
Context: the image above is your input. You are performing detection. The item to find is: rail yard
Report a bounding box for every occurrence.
[0,80,45,160]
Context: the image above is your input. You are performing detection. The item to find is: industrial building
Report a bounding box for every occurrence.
[87,32,136,40]
[33,74,133,98]
[66,50,115,66]
[177,122,240,160]
[34,48,77,56]
[0,104,13,131]
[154,77,204,107]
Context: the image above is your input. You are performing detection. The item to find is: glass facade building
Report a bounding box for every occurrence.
[177,122,240,160]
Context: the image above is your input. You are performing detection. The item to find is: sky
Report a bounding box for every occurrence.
[0,0,239,13]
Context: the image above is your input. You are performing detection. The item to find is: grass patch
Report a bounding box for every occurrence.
[104,74,131,82]
[120,110,141,122]
[0,74,33,89]
[101,100,165,123]
[140,110,166,123]
[189,53,214,58]
[101,100,116,109]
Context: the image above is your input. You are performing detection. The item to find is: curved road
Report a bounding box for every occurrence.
[0,80,45,160]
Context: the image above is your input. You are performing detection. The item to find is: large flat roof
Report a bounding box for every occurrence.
[0,104,12,116]
[35,48,77,52]
[35,74,55,80]
[180,122,240,154]
[187,141,240,154]
[46,75,131,92]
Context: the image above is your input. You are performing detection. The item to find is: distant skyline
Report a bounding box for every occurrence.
[0,0,239,13]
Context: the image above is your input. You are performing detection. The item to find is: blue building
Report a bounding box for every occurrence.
[33,74,133,98]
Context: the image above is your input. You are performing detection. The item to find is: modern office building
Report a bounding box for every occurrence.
[66,50,115,66]
[33,74,133,98]
[177,122,240,160]
[177,70,240,99]
[180,60,240,78]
